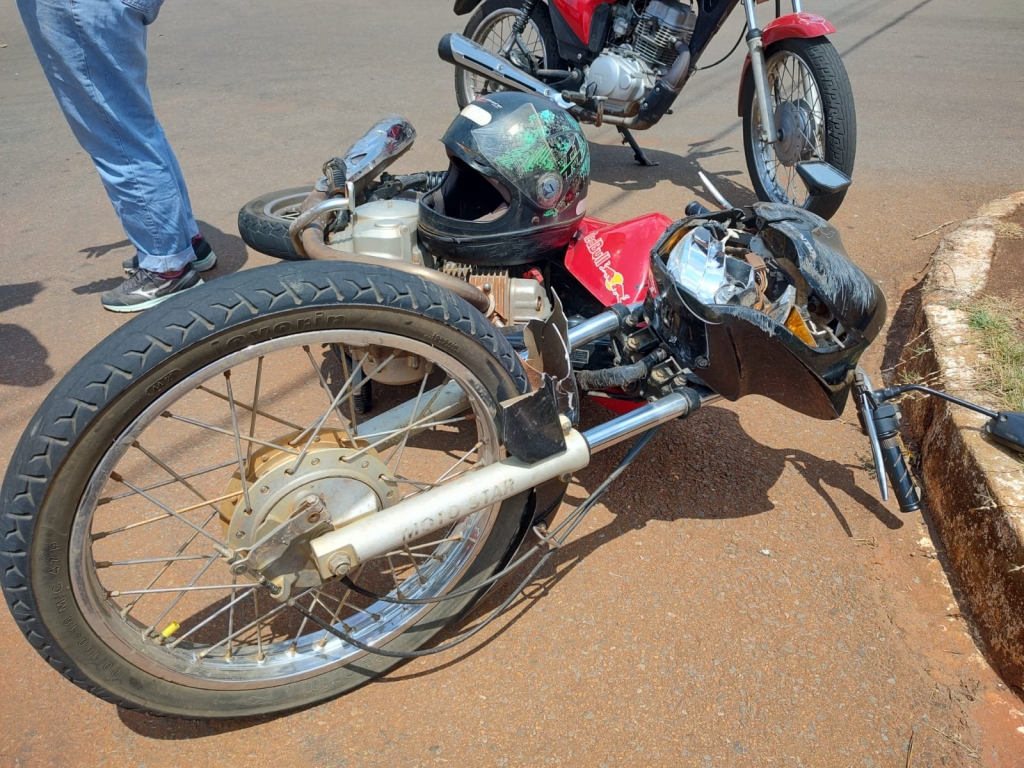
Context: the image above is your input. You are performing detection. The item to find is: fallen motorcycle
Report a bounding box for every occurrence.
[445,0,856,219]
[4,112,1022,720]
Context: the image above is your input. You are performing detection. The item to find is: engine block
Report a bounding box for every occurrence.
[633,0,695,70]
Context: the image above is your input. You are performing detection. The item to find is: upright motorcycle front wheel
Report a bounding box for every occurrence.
[741,37,856,220]
[454,0,561,108]
[0,262,530,717]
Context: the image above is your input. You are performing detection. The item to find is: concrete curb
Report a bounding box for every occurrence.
[899,192,1024,689]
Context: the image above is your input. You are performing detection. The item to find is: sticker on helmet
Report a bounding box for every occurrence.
[472,103,589,216]
[461,104,492,126]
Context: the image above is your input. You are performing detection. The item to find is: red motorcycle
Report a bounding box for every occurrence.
[445,0,855,219]
[10,102,1023,717]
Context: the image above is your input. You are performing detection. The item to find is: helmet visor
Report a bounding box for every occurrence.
[470,103,589,215]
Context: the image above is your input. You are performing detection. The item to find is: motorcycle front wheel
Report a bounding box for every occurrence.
[0,262,530,717]
[741,37,856,221]
[237,186,313,261]
[454,0,561,109]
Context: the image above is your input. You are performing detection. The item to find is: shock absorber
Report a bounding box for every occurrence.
[502,0,540,57]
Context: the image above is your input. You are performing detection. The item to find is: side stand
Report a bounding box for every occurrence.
[617,126,658,167]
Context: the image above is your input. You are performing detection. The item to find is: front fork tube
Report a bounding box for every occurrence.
[743,1,779,144]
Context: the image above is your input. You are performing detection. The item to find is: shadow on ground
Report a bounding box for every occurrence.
[588,140,756,212]
[113,400,893,738]
[0,281,52,387]
[72,220,249,297]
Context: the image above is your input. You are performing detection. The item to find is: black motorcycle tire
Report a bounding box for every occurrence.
[0,261,530,718]
[741,37,856,221]
[455,0,562,109]
[237,186,313,261]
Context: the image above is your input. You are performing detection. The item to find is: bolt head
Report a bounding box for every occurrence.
[259,486,270,494]
[328,553,353,577]
[231,563,248,575]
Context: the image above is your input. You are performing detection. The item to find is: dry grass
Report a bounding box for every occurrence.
[965,296,1024,412]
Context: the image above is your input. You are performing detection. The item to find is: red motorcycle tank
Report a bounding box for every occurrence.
[550,0,616,45]
[564,213,672,306]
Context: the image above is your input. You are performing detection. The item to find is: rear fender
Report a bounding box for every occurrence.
[454,0,484,14]
[736,13,837,116]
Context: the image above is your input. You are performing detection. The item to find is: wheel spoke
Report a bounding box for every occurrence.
[161,412,302,454]
[141,553,220,637]
[115,508,221,617]
[98,459,237,506]
[288,351,390,473]
[196,384,303,432]
[245,356,264,466]
[383,362,435,473]
[69,324,508,696]
[224,371,254,515]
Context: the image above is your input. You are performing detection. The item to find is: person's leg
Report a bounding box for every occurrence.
[17,0,197,274]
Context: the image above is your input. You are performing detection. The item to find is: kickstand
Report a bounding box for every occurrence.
[617,126,658,167]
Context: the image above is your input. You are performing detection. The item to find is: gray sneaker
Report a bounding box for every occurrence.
[123,234,217,275]
[101,266,203,313]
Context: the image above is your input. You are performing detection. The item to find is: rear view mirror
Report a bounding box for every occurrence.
[795,161,852,197]
[985,412,1024,453]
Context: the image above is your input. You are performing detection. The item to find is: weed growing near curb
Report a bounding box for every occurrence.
[965,296,1024,411]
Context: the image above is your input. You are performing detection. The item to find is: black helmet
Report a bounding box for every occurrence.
[418,93,590,266]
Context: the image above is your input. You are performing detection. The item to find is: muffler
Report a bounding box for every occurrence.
[439,33,574,110]
[309,384,713,577]
[311,426,591,578]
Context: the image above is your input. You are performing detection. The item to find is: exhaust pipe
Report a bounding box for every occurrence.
[439,33,689,131]
[439,33,574,111]
[309,386,715,577]
[312,427,591,578]
[293,187,492,314]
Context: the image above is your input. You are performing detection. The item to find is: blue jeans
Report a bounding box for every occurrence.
[18,0,198,273]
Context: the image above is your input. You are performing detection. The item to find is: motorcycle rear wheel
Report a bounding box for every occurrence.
[741,37,856,221]
[455,0,561,109]
[237,186,312,261]
[0,262,530,718]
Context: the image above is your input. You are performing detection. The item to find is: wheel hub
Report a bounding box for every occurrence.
[219,430,398,594]
[773,100,817,167]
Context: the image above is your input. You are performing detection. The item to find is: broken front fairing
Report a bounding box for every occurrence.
[647,203,887,419]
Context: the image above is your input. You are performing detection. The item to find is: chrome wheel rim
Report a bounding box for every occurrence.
[750,50,826,206]
[70,330,502,689]
[261,191,309,222]
[461,9,547,102]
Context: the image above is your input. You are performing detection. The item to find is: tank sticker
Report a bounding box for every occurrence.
[583,232,629,302]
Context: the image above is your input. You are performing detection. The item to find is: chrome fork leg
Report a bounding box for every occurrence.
[743,0,779,144]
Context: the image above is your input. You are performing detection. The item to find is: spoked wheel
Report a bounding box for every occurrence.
[237,186,313,261]
[0,262,530,717]
[741,37,856,220]
[455,0,561,109]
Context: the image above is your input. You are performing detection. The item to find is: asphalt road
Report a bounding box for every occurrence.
[1,0,1023,765]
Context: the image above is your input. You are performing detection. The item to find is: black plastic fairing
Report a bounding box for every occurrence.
[454,0,483,15]
[754,204,885,345]
[647,203,887,420]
